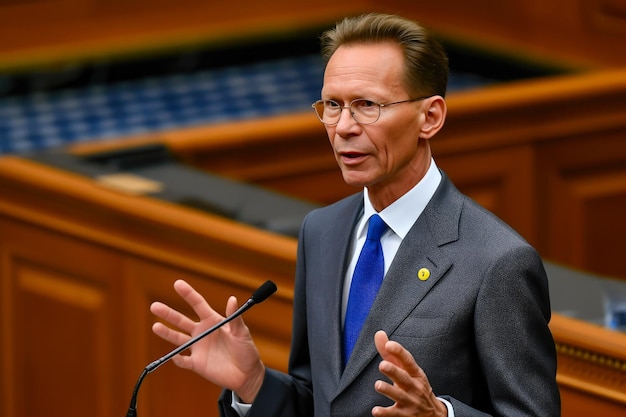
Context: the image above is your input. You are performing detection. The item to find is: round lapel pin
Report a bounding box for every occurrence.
[418,268,430,281]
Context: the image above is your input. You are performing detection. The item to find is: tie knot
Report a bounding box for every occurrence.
[366,214,387,241]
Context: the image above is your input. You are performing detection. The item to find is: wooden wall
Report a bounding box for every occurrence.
[392,0,626,69]
[2,0,626,71]
[0,0,362,71]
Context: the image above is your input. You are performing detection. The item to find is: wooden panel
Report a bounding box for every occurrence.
[585,0,626,37]
[0,218,125,417]
[0,0,370,71]
[551,314,626,416]
[3,0,626,75]
[538,132,626,278]
[387,0,626,68]
[436,145,537,244]
[0,152,298,417]
[560,385,626,417]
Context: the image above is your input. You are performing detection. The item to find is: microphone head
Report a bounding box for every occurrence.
[251,280,277,304]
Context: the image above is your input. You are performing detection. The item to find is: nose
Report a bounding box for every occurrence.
[337,105,357,125]
[334,106,361,136]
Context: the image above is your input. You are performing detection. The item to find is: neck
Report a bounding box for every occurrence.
[367,153,432,212]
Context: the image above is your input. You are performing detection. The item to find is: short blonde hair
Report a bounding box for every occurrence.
[320,13,449,98]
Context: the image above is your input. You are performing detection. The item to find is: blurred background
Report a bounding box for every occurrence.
[1,1,626,416]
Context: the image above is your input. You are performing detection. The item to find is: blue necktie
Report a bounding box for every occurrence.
[343,214,387,366]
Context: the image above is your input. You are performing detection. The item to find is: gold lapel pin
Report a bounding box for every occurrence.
[418,268,430,281]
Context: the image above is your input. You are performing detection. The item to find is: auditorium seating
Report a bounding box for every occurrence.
[0,36,517,155]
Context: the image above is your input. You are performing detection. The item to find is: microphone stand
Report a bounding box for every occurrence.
[126,280,277,417]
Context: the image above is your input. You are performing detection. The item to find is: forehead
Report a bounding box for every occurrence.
[322,43,406,97]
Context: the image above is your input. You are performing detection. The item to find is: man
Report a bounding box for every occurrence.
[150,13,561,417]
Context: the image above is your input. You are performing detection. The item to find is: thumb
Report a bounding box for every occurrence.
[225,296,249,335]
[225,295,240,316]
[374,330,390,357]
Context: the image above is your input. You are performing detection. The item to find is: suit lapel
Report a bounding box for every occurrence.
[337,174,463,392]
[320,194,363,387]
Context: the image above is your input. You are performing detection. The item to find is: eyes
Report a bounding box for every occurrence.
[355,100,377,108]
[325,99,377,109]
[314,99,382,125]
[312,97,428,126]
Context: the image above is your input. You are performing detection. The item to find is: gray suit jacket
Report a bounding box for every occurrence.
[219,171,560,417]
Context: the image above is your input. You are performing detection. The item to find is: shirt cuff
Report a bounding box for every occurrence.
[230,391,252,417]
[438,397,455,417]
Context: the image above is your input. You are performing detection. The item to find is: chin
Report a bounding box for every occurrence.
[341,174,372,189]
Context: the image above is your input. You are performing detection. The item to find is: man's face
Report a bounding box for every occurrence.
[321,42,432,201]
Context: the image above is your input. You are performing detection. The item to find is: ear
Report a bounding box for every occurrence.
[419,95,447,139]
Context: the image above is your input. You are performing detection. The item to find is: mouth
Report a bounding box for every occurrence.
[339,151,368,165]
[342,152,364,159]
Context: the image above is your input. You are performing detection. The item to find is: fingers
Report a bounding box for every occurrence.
[375,330,420,375]
[373,331,446,416]
[151,280,250,344]
[374,330,389,358]
[150,279,224,346]
[151,280,228,330]
[151,321,192,347]
[173,279,216,320]
[150,301,197,333]
[374,330,428,397]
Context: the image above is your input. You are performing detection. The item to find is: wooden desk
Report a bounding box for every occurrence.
[551,314,626,417]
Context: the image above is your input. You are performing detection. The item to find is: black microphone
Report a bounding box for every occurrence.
[126,280,277,417]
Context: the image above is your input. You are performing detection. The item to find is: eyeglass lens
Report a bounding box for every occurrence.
[313,100,380,125]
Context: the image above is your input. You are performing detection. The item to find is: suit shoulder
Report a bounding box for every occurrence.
[459,194,532,249]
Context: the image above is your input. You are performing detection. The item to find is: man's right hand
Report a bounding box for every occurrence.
[150,279,265,403]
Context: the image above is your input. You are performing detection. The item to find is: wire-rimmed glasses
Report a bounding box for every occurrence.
[311,97,430,126]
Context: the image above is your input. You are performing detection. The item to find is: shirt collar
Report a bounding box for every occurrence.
[359,158,442,239]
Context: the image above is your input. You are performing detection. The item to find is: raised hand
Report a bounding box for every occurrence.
[372,330,447,417]
[150,279,265,403]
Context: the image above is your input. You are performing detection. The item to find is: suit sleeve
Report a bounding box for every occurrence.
[218,368,312,417]
[463,245,560,417]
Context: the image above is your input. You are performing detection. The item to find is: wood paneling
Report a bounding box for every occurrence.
[0,0,367,71]
[538,131,626,277]
[0,219,125,417]
[390,0,626,68]
[3,0,626,72]
[0,155,295,417]
[551,314,626,417]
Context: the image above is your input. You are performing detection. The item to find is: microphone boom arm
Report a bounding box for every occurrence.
[145,297,254,373]
[125,280,277,417]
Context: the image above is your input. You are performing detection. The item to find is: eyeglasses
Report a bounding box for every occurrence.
[311,97,430,126]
